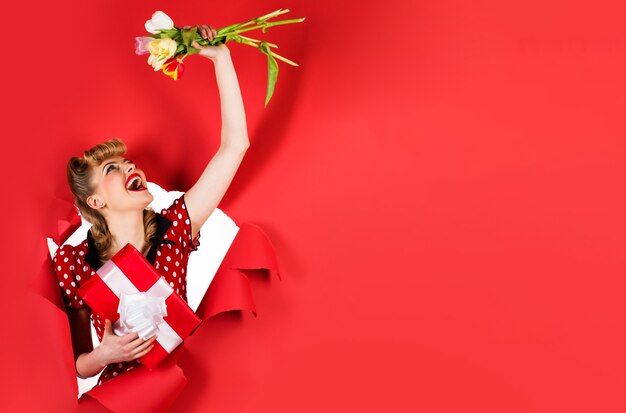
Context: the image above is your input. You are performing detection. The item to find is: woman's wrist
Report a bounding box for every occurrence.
[212,50,232,66]
[91,345,110,368]
[76,347,109,378]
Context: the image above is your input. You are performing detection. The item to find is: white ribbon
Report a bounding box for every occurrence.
[113,292,167,340]
[98,260,184,352]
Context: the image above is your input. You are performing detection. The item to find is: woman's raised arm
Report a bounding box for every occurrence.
[184,31,250,239]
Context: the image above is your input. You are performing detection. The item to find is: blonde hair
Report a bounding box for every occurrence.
[67,138,158,262]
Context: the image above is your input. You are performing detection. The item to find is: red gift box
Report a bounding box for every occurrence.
[78,243,201,368]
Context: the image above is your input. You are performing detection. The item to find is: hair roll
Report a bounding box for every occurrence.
[66,138,158,262]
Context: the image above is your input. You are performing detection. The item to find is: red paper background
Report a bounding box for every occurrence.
[3,0,626,411]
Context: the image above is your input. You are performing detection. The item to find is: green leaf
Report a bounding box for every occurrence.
[186,45,200,55]
[181,27,197,46]
[259,42,278,107]
[158,29,178,39]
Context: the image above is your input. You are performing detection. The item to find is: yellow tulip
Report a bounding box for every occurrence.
[147,38,177,71]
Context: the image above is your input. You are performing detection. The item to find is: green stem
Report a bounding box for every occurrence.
[238,35,278,48]
[254,8,291,22]
[216,9,291,36]
[216,17,305,38]
[268,51,298,66]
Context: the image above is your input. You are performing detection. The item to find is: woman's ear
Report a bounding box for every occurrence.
[86,195,105,210]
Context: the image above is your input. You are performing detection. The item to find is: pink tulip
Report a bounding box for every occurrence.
[134,36,154,55]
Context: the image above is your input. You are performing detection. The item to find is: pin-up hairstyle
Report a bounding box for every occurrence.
[66,138,157,262]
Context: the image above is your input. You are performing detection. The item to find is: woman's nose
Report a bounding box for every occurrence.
[126,163,136,173]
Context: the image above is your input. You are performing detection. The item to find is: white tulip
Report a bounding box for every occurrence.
[145,11,174,34]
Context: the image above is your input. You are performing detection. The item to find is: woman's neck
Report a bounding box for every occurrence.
[106,210,147,255]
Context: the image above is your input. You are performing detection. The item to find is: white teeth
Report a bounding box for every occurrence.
[126,176,142,190]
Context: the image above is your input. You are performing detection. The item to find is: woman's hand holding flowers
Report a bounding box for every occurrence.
[184,24,231,62]
[136,9,305,107]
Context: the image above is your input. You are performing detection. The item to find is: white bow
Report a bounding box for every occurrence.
[113,292,168,339]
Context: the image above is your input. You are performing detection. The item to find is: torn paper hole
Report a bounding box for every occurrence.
[46,182,239,397]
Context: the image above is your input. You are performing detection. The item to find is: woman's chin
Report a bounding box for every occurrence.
[128,188,154,206]
[142,190,155,205]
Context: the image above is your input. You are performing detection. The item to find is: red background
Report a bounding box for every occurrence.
[2,0,626,411]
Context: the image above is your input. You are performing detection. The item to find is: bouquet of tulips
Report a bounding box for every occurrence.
[135,9,305,107]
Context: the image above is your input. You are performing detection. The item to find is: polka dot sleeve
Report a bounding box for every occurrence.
[159,194,201,255]
[52,244,88,310]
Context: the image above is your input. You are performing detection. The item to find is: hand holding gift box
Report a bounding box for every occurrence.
[78,243,201,369]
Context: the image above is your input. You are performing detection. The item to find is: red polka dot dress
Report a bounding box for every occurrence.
[52,194,200,386]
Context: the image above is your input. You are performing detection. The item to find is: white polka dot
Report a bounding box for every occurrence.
[157,250,162,256]
[176,288,180,294]
[166,256,171,262]
[181,268,185,274]
[77,258,81,264]
[175,248,179,254]
[76,275,81,281]
[169,282,174,287]
[62,273,68,279]
[57,265,62,271]
[79,300,84,305]
[185,219,189,225]
[71,282,76,287]
[60,250,65,256]
[164,234,168,239]
[183,241,187,248]
[168,244,172,249]
[177,213,182,219]
[155,263,160,269]
[83,266,88,272]
[175,261,179,267]
[164,266,169,272]
[112,372,118,377]
[118,363,123,368]
[79,251,84,256]
[181,203,185,209]
[59,281,64,287]
[183,229,187,235]
[173,221,178,227]
[175,200,179,204]
[91,270,95,275]
[65,289,71,294]
[70,265,74,270]
[172,271,176,277]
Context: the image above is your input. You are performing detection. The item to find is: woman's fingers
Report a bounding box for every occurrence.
[103,319,113,335]
[120,331,140,344]
[133,343,155,359]
[131,337,157,356]
[198,25,215,41]
[127,334,154,348]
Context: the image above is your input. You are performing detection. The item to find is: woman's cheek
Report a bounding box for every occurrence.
[102,175,122,193]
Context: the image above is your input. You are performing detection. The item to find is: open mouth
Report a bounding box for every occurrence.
[125,173,147,192]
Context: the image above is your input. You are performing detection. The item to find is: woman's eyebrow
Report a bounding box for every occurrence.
[102,160,117,172]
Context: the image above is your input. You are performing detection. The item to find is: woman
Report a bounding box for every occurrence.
[52,24,250,386]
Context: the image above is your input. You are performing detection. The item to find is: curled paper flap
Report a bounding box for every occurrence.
[195,223,281,320]
[114,292,168,340]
